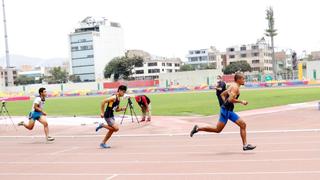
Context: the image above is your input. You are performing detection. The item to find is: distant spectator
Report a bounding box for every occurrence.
[215,75,226,106]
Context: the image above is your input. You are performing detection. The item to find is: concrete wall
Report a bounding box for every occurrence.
[4,82,104,94]
[159,69,222,88]
[306,60,320,80]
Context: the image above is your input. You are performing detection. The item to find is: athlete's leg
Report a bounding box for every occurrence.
[146,104,151,121]
[141,107,146,121]
[197,121,226,133]
[102,124,119,144]
[191,107,228,137]
[21,119,35,130]
[234,118,247,145]
[38,116,50,138]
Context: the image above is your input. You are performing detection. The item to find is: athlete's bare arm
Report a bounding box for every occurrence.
[34,103,46,115]
[228,85,248,105]
[115,106,125,112]
[100,96,116,117]
[220,89,229,102]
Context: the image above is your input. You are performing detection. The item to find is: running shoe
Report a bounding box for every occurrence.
[100,143,111,149]
[95,123,104,132]
[190,125,198,137]
[243,144,256,151]
[18,121,24,126]
[46,136,55,141]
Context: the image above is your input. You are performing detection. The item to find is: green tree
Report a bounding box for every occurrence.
[265,7,278,78]
[223,61,252,74]
[46,67,68,84]
[69,74,81,82]
[14,75,36,85]
[179,64,195,71]
[199,63,216,70]
[104,56,143,81]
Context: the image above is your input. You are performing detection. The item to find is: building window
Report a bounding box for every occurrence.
[166,63,172,66]
[87,55,94,58]
[71,46,79,51]
[228,48,235,52]
[252,60,260,64]
[162,63,165,66]
[135,70,144,74]
[252,67,260,71]
[175,63,180,67]
[74,45,93,51]
[135,63,143,67]
[148,69,160,73]
[241,54,247,58]
[195,51,201,54]
[252,52,259,57]
[229,55,235,59]
[240,46,246,51]
[200,56,208,61]
[190,57,198,62]
[209,56,216,61]
[252,45,258,50]
[148,62,157,66]
[167,69,173,73]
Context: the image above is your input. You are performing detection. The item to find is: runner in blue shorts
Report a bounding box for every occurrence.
[190,73,256,151]
[18,87,54,141]
[95,85,127,149]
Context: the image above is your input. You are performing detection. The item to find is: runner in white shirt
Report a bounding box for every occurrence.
[18,87,54,141]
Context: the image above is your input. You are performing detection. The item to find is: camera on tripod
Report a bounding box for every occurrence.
[120,97,139,125]
[127,98,133,106]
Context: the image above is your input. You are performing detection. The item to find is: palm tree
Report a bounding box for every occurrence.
[265,7,278,79]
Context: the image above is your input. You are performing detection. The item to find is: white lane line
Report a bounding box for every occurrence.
[1,171,320,176]
[49,147,79,155]
[0,148,319,156]
[0,128,320,138]
[1,141,320,149]
[105,174,118,180]
[1,158,320,165]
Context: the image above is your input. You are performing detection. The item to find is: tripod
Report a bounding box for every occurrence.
[120,98,140,125]
[0,101,17,131]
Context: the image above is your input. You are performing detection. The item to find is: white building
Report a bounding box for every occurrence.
[226,39,273,74]
[69,17,124,82]
[126,50,182,80]
[306,60,320,80]
[275,49,293,72]
[0,67,18,87]
[185,46,222,72]
[18,68,44,80]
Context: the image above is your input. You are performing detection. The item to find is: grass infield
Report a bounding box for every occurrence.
[6,87,320,116]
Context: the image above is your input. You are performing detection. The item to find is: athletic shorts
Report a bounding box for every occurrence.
[218,107,240,124]
[28,111,42,121]
[104,117,115,126]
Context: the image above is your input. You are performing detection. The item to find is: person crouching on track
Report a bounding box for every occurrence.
[135,95,151,122]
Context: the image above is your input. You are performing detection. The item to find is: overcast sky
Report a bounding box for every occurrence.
[0,0,319,61]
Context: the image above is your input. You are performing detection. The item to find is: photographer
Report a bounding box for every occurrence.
[135,95,151,122]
